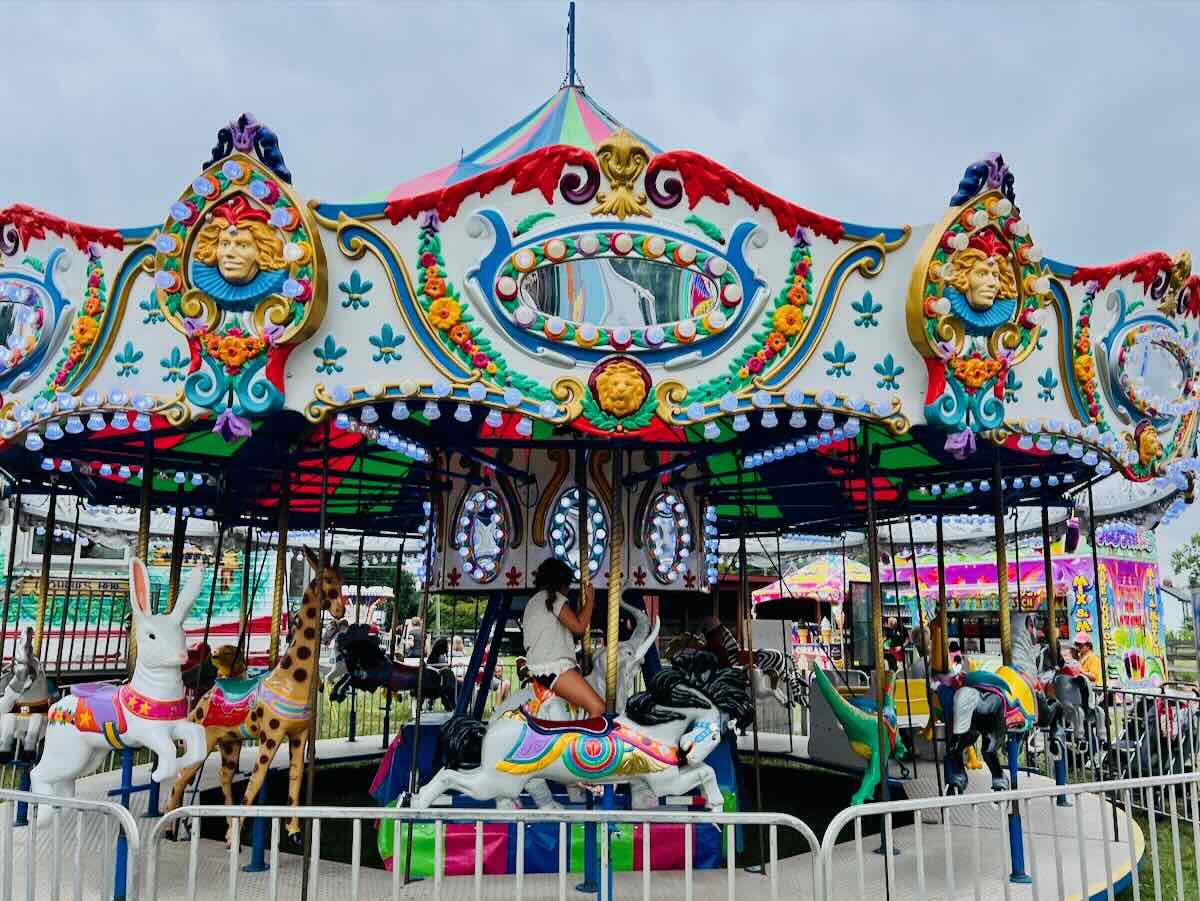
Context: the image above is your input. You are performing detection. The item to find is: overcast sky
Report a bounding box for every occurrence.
[5,0,1200,583]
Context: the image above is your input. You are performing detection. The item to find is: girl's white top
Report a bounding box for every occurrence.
[522,590,578,677]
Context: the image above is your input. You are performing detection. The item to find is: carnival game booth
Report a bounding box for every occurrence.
[0,47,1196,893]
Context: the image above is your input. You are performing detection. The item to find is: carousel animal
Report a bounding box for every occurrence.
[932,613,1060,794]
[1041,657,1106,767]
[165,548,346,843]
[30,561,208,807]
[811,666,907,805]
[325,623,457,711]
[0,627,54,763]
[664,617,791,706]
[411,650,752,811]
[914,620,983,771]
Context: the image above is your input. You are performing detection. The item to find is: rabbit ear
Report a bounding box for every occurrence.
[302,546,320,571]
[170,567,205,624]
[129,558,152,618]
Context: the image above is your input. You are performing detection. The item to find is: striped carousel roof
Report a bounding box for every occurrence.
[385,85,659,203]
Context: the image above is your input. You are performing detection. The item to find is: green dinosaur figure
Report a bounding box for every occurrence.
[812,666,907,805]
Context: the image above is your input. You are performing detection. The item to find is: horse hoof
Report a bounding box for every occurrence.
[287,831,303,848]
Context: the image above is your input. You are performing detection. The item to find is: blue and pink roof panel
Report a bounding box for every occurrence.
[386,86,660,202]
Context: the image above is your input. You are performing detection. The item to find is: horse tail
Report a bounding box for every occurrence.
[440,717,487,771]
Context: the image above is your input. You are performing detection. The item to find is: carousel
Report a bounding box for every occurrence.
[0,13,1195,898]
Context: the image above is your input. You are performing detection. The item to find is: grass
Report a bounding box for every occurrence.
[1117,807,1200,899]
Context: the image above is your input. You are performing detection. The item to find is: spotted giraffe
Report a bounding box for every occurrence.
[166,547,346,841]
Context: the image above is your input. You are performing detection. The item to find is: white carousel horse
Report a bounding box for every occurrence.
[0,627,53,762]
[412,651,752,811]
[30,561,208,806]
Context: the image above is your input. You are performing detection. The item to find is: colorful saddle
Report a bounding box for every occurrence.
[498,712,679,778]
[67,683,126,746]
[203,676,261,728]
[964,667,1036,732]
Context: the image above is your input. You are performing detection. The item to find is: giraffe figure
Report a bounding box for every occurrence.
[166,547,346,841]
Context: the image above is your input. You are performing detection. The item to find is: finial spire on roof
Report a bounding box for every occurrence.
[565,1,580,89]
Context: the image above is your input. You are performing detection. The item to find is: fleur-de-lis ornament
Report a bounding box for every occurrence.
[592,129,651,220]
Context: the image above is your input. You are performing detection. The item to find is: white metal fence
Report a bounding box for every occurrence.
[0,787,142,901]
[3,770,1199,900]
[145,804,820,901]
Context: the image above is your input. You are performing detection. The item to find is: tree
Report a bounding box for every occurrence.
[1170,533,1200,589]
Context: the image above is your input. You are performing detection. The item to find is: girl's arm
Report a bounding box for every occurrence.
[557,584,595,638]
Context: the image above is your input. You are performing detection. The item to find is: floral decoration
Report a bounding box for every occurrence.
[313,335,347,374]
[948,354,1004,391]
[823,340,855,378]
[852,291,882,328]
[161,347,187,383]
[114,341,143,377]
[685,230,814,403]
[1071,281,1106,426]
[370,324,405,363]
[338,270,372,310]
[196,325,265,375]
[416,213,550,401]
[874,354,904,390]
[43,249,106,396]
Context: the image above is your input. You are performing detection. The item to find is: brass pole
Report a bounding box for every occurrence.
[268,478,290,667]
[576,449,592,674]
[300,422,331,899]
[237,526,253,663]
[166,487,186,609]
[33,479,58,658]
[862,444,891,802]
[1041,503,1059,666]
[935,513,949,674]
[992,457,1012,667]
[1086,484,1114,707]
[129,439,153,668]
[605,448,624,712]
[53,500,82,677]
[0,483,23,664]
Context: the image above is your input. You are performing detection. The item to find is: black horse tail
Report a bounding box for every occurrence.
[440,716,486,771]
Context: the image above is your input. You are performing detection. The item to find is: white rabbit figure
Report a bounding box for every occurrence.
[31,559,208,803]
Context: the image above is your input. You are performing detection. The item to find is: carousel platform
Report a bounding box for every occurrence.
[0,732,1142,900]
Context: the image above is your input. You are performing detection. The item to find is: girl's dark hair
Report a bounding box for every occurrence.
[535,558,575,611]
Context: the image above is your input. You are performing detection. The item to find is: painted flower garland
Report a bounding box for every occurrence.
[685,230,814,404]
[43,249,106,397]
[1071,281,1106,428]
[415,214,550,401]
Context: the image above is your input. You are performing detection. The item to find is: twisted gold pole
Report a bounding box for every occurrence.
[605,449,624,712]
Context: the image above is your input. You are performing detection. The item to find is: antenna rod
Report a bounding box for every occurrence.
[567,1,576,86]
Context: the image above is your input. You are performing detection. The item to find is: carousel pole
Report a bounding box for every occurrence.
[382,538,406,748]
[907,514,941,796]
[576,449,592,674]
[992,458,1012,668]
[167,487,186,608]
[268,477,290,667]
[1,482,23,663]
[992,458,1029,883]
[861,445,893,819]
[1040,503,1059,667]
[52,500,82,677]
[129,439,153,668]
[237,526,254,666]
[737,466,767,874]
[886,521,915,780]
[300,422,331,901]
[403,475,437,886]
[349,530,365,742]
[1086,483,1113,724]
[935,514,949,673]
[32,478,58,658]
[605,448,624,710]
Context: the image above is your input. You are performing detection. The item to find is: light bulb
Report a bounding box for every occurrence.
[423,401,441,420]
[65,416,84,435]
[111,411,130,430]
[361,406,379,425]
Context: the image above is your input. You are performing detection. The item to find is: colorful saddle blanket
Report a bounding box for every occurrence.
[60,683,188,748]
[203,677,262,728]
[964,667,1036,732]
[499,712,679,778]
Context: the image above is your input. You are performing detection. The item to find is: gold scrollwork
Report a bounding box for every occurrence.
[592,130,651,220]
[654,380,688,426]
[550,377,586,422]
[532,448,571,548]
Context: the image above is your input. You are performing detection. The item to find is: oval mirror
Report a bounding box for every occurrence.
[645,490,692,584]
[0,280,48,375]
[549,488,608,580]
[455,488,507,583]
